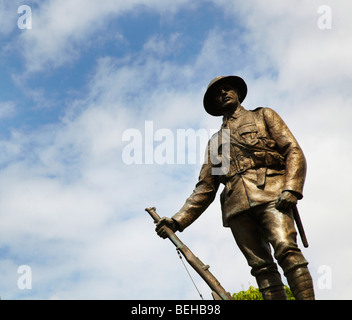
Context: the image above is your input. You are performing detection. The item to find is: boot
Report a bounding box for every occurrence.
[257,271,287,300]
[261,285,287,300]
[286,266,315,300]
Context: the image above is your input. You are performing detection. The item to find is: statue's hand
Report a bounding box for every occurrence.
[275,191,298,211]
[155,217,178,239]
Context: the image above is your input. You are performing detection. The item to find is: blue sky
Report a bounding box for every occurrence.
[0,2,244,135]
[0,0,351,300]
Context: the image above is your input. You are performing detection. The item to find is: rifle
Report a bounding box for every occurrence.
[146,207,233,300]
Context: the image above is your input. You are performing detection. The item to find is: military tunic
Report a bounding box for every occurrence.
[172,106,307,231]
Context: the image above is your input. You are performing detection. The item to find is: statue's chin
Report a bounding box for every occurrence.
[220,101,239,115]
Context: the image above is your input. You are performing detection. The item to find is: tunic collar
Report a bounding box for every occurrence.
[222,105,246,127]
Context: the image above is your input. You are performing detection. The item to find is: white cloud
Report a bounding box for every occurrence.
[0,40,215,299]
[13,0,200,73]
[212,0,352,299]
[0,0,22,36]
[1,0,351,300]
[0,101,16,119]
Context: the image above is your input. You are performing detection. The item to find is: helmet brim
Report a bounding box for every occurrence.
[203,76,247,116]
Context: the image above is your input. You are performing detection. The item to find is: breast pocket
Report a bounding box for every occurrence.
[237,123,259,146]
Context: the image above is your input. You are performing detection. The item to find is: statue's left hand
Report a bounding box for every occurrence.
[275,191,298,211]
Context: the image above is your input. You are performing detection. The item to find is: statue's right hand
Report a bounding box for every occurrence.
[155,217,177,239]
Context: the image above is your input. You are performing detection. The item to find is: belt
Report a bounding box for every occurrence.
[226,165,270,189]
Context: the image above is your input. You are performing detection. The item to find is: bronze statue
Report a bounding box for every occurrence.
[156,76,315,300]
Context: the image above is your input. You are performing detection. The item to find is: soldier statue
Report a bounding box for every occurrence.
[156,76,315,300]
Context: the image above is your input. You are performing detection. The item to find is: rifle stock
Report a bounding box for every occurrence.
[146,207,233,300]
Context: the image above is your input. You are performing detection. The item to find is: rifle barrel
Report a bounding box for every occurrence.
[146,207,233,300]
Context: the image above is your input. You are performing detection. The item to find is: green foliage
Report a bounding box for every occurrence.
[284,286,296,300]
[232,285,295,300]
[232,285,263,300]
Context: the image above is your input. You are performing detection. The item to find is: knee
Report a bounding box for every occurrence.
[250,261,278,278]
[273,239,299,263]
[279,251,308,276]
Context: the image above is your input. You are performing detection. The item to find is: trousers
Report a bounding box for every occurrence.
[228,201,309,292]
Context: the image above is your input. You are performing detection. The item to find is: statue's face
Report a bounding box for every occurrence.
[215,84,239,114]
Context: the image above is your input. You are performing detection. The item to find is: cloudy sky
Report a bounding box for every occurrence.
[0,0,351,300]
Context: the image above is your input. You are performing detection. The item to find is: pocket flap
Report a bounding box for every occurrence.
[238,123,258,135]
